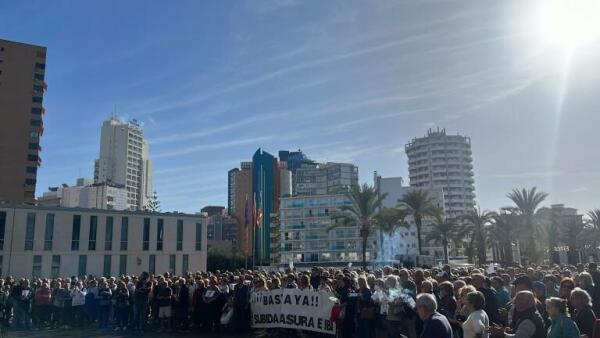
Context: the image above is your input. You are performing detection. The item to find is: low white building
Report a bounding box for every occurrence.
[38,178,127,210]
[0,204,207,278]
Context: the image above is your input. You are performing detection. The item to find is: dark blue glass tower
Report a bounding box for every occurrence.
[253,148,275,264]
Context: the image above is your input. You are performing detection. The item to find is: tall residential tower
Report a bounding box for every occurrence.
[405,128,475,219]
[94,116,152,210]
[0,39,47,204]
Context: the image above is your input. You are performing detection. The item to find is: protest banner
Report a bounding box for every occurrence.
[251,289,337,335]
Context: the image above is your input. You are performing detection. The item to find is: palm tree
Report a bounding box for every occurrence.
[426,212,456,264]
[489,208,520,264]
[398,189,439,255]
[507,187,548,262]
[587,209,600,229]
[329,183,384,269]
[461,207,495,265]
[374,207,410,261]
[577,209,600,261]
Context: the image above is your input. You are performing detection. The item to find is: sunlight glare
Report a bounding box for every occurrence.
[539,0,600,49]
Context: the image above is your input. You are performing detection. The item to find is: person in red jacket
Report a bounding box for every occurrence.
[34,282,52,329]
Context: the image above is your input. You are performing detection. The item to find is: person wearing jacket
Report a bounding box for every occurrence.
[546,297,580,338]
[133,274,151,332]
[33,282,52,329]
[11,279,33,330]
[70,282,87,328]
[113,281,129,331]
[97,279,112,328]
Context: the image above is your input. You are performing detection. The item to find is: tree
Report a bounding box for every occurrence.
[329,183,385,269]
[145,191,161,212]
[461,207,495,265]
[580,209,600,260]
[507,187,548,262]
[489,208,520,264]
[397,189,439,255]
[375,207,410,261]
[426,212,456,264]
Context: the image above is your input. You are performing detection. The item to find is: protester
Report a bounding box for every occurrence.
[415,293,452,338]
[461,291,489,338]
[545,297,580,338]
[570,287,596,338]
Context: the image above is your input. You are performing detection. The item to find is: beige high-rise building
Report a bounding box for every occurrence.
[94,117,153,210]
[0,39,47,204]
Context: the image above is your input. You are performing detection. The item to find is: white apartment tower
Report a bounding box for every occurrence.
[94,116,153,210]
[405,128,475,219]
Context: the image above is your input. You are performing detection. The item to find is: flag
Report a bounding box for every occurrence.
[244,196,249,228]
[256,208,263,228]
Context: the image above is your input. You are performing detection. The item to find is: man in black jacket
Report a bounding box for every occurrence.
[472,273,500,324]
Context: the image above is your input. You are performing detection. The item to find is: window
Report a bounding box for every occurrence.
[0,256,3,277]
[33,85,43,93]
[120,217,128,251]
[143,218,150,251]
[32,255,42,277]
[104,216,113,250]
[26,166,37,174]
[25,179,36,186]
[29,131,39,140]
[149,255,156,275]
[25,212,35,250]
[71,215,81,251]
[34,73,44,80]
[0,212,5,251]
[35,62,45,70]
[31,107,42,115]
[156,219,163,251]
[28,142,38,150]
[195,222,202,250]
[51,255,60,278]
[30,119,41,126]
[32,97,43,103]
[44,213,54,250]
[177,220,183,251]
[169,254,176,275]
[182,254,189,275]
[27,154,38,162]
[119,255,127,276]
[88,216,97,250]
[103,255,111,277]
[78,255,87,276]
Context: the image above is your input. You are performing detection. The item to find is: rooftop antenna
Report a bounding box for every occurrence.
[111,104,117,120]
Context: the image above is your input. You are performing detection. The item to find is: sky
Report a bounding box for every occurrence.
[1,0,599,214]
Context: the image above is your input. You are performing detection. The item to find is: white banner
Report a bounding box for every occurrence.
[251,289,337,335]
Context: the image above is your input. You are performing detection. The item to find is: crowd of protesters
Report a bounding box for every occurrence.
[1,262,600,337]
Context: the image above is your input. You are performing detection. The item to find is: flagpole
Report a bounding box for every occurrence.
[252,191,256,270]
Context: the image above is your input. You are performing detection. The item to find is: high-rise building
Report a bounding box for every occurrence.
[229,149,291,264]
[94,116,152,210]
[227,168,239,215]
[405,128,476,219]
[279,194,378,267]
[0,39,47,204]
[294,162,358,196]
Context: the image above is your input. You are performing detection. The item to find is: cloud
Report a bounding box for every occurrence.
[153,135,274,158]
[149,112,284,145]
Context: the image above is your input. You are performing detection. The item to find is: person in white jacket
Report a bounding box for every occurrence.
[462,291,489,338]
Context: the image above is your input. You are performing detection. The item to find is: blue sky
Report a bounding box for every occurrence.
[2,0,599,214]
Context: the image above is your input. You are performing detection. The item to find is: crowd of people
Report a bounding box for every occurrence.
[0,262,600,337]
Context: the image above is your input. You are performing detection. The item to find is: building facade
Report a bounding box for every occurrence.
[405,128,476,219]
[0,205,207,278]
[0,39,47,204]
[227,169,239,216]
[279,194,377,267]
[206,214,238,254]
[38,178,127,210]
[294,162,358,196]
[94,116,153,210]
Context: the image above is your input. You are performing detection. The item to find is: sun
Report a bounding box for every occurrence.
[539,0,600,49]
